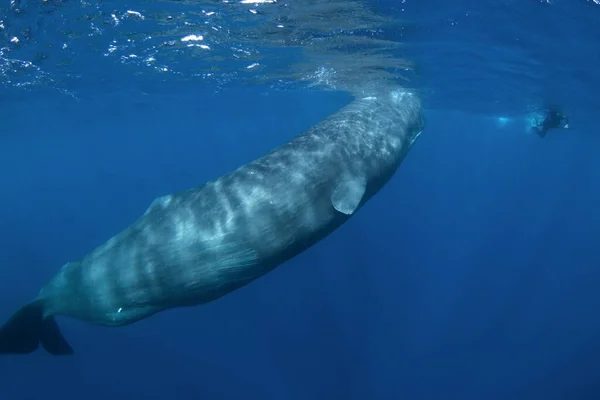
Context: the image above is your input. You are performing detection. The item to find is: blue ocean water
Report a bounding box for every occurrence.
[1,0,599,399]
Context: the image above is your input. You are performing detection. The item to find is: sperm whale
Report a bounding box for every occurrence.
[0,88,424,355]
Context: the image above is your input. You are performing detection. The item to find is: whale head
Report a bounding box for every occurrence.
[388,88,424,145]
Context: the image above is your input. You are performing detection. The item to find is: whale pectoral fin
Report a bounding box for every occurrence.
[331,175,367,215]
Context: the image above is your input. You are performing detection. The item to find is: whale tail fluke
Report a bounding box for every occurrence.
[0,301,73,355]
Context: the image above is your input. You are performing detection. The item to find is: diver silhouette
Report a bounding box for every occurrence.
[533,108,569,138]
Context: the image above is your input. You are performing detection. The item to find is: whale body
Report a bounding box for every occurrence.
[0,88,424,355]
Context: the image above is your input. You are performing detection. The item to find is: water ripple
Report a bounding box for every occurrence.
[0,0,413,99]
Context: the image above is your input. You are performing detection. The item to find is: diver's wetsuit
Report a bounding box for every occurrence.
[535,110,569,138]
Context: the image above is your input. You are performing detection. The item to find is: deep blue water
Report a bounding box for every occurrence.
[1,0,600,399]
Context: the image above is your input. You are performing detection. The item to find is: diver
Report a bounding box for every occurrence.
[533,108,569,138]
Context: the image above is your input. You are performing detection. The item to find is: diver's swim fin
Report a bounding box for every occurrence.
[0,301,73,355]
